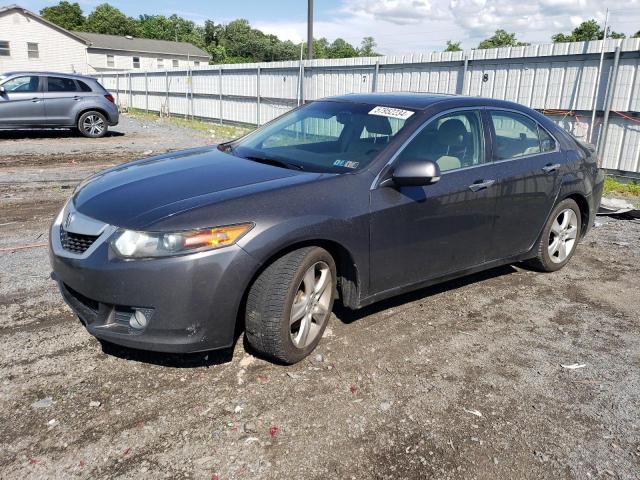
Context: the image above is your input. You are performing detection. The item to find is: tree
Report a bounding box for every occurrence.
[40,1,85,31]
[359,36,379,56]
[634,31,640,38]
[478,29,527,49]
[84,4,140,37]
[552,19,626,43]
[326,38,358,58]
[445,40,462,52]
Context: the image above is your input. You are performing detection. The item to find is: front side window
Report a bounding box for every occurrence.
[396,110,485,172]
[0,40,9,56]
[27,42,39,59]
[229,101,414,173]
[47,76,78,92]
[2,76,39,92]
[490,111,543,160]
[133,56,140,68]
[107,54,115,68]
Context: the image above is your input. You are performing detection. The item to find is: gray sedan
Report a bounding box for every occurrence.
[49,93,603,364]
[0,71,118,137]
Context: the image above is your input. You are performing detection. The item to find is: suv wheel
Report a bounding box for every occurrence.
[78,111,108,138]
[526,198,581,272]
[245,247,336,364]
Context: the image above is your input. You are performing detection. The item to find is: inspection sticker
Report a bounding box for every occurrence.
[369,106,414,120]
[334,159,359,169]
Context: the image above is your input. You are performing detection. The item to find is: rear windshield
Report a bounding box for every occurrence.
[228,101,415,173]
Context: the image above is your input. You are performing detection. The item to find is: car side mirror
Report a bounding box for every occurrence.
[0,86,5,94]
[383,159,441,187]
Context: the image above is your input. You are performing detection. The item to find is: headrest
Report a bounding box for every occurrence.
[364,115,392,135]
[437,119,467,146]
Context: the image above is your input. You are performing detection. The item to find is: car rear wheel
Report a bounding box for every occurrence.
[245,247,336,364]
[526,198,581,272]
[78,111,108,138]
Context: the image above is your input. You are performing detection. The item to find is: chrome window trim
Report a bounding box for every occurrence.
[370,106,486,190]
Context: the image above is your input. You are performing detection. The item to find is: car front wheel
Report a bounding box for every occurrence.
[526,198,581,272]
[245,247,336,364]
[78,111,108,138]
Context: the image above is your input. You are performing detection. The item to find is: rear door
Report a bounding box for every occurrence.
[43,76,82,125]
[0,75,44,126]
[485,109,564,260]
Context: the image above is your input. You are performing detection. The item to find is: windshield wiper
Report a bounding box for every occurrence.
[241,155,304,171]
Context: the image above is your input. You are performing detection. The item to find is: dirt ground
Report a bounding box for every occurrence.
[1,116,639,480]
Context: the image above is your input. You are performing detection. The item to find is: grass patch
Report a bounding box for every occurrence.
[125,108,254,140]
[603,176,640,197]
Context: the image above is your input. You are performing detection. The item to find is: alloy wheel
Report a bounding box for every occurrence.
[289,261,332,348]
[82,114,105,136]
[548,208,578,263]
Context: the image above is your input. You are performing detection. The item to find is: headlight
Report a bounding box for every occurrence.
[111,223,253,258]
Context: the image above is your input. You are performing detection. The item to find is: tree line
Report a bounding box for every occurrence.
[40,1,379,63]
[445,20,639,52]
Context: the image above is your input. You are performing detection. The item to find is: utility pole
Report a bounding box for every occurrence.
[590,8,609,143]
[307,0,313,61]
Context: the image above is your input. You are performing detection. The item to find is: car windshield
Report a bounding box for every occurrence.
[227,101,415,173]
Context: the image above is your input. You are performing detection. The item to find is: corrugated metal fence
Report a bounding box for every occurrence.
[98,38,640,174]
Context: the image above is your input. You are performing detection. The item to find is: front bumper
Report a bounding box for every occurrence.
[49,213,259,353]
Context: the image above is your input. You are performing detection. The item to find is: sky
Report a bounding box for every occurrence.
[15,0,640,54]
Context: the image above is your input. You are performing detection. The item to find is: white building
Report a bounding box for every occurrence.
[0,5,210,74]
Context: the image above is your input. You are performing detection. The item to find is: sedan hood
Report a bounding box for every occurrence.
[73,146,317,229]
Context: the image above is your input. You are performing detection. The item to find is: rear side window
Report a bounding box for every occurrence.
[489,111,546,160]
[2,76,39,92]
[47,77,78,92]
[539,127,557,152]
[77,80,93,92]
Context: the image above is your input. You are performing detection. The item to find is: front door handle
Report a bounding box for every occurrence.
[542,163,561,173]
[468,179,495,192]
[73,96,81,101]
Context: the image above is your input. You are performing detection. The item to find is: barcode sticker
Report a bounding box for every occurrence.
[369,106,414,120]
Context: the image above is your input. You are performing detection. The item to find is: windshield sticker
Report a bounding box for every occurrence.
[334,159,359,169]
[369,106,414,120]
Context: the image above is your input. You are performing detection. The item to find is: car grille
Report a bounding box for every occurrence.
[60,228,99,254]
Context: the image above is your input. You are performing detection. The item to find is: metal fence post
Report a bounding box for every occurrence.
[165,70,169,117]
[372,60,379,93]
[300,62,305,105]
[144,72,148,114]
[256,66,261,126]
[219,66,223,125]
[596,45,621,164]
[462,55,469,95]
[189,68,194,121]
[128,73,132,109]
[115,73,120,105]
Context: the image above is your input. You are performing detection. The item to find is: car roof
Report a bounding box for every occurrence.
[1,71,96,81]
[322,92,531,112]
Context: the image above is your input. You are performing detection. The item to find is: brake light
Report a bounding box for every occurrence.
[104,94,115,103]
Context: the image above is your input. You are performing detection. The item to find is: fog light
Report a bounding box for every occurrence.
[129,309,148,330]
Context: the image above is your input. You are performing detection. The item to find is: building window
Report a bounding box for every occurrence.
[27,42,39,59]
[0,40,10,56]
[132,56,140,68]
[107,54,115,68]
[194,60,200,67]
[172,59,179,68]
[157,58,164,69]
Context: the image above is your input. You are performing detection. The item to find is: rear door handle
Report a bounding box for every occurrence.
[468,179,495,192]
[542,163,561,173]
[73,96,81,101]
[31,97,40,103]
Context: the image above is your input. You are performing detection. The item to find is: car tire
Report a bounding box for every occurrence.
[78,111,108,138]
[245,247,336,364]
[525,198,581,272]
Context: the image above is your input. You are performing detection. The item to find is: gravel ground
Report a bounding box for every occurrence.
[1,116,639,479]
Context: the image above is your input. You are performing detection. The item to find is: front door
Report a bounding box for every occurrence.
[0,76,44,126]
[485,110,564,260]
[370,109,498,294]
